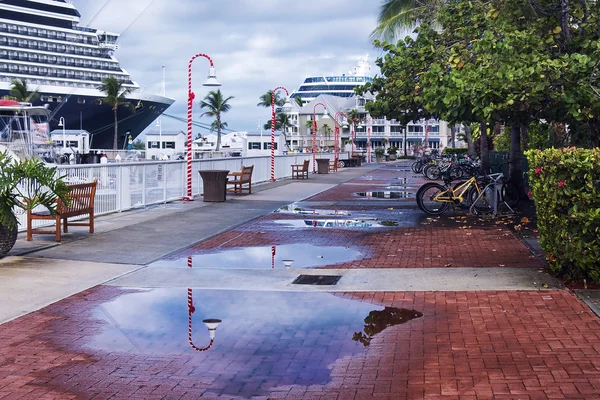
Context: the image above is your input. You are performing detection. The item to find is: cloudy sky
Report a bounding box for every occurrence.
[74,0,381,135]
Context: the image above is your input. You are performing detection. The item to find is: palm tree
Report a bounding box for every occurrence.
[200,90,233,151]
[257,90,286,108]
[98,77,133,150]
[294,97,304,107]
[371,0,444,42]
[9,79,39,102]
[210,120,228,133]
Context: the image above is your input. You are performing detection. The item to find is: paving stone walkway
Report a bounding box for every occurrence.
[1,161,599,400]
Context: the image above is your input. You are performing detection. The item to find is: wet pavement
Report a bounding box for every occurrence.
[2,160,600,399]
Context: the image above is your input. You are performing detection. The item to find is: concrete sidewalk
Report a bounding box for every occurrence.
[0,165,378,324]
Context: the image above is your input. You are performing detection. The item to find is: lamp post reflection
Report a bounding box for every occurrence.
[271,245,276,269]
[187,255,222,352]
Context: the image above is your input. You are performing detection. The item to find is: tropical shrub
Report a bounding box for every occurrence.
[375,147,386,156]
[443,148,468,156]
[526,148,600,282]
[387,146,398,155]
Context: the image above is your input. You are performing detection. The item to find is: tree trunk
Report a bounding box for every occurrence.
[464,124,475,158]
[480,122,490,172]
[403,127,408,157]
[509,123,528,198]
[521,124,529,151]
[113,107,118,150]
[450,125,456,148]
[215,115,222,151]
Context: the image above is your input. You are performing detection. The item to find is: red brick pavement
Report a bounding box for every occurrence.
[0,288,599,399]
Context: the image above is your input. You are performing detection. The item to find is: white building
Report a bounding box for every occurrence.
[281,94,455,156]
[50,129,90,154]
[244,131,287,157]
[145,130,186,160]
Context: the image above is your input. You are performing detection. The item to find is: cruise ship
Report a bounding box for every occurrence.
[0,0,175,149]
[290,55,373,104]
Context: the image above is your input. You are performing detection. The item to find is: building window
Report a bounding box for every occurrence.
[163,142,176,149]
[390,126,402,133]
[428,125,440,133]
[148,141,159,149]
[373,126,385,133]
[263,143,278,150]
[248,142,261,150]
[408,125,424,133]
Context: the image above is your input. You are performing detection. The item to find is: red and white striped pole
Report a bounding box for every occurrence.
[367,117,372,163]
[271,87,289,182]
[185,53,218,201]
[334,111,347,168]
[312,102,327,174]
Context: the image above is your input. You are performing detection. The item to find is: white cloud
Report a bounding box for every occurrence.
[73,0,381,134]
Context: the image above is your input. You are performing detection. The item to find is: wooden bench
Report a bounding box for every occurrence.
[291,159,309,179]
[26,180,97,242]
[227,165,254,195]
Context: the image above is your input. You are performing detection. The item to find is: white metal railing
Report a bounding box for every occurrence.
[16,153,348,232]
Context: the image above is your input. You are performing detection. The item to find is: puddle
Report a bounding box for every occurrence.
[273,219,397,229]
[88,289,422,397]
[356,191,413,199]
[275,203,352,216]
[157,244,362,269]
[352,307,424,346]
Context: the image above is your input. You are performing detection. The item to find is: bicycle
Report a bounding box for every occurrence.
[416,173,485,215]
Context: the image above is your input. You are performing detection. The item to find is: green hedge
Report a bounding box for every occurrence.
[525,148,600,282]
[443,148,468,155]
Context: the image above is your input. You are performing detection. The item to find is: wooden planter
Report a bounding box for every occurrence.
[0,217,18,258]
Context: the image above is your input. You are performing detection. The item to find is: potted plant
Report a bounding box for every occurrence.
[0,152,69,258]
[375,147,385,162]
[387,146,398,161]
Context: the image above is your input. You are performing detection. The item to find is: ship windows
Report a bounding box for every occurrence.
[39,54,48,63]
[0,24,7,32]
[8,38,17,47]
[7,25,18,33]
[57,56,66,65]
[57,44,66,53]
[30,66,39,75]
[92,73,101,81]
[18,65,27,74]
[0,50,6,59]
[8,64,18,72]
[74,59,84,67]
[28,41,38,50]
[7,51,17,60]
[65,58,74,66]
[17,26,27,35]
[18,52,28,61]
[47,43,57,52]
[48,31,57,40]
[48,56,57,64]
[66,45,75,54]
[66,70,75,78]
[38,67,47,75]
[29,28,37,36]
[75,71,84,79]
[0,63,7,72]
[84,60,92,68]
[38,29,47,37]
[74,47,84,55]
[83,48,92,56]
[56,70,65,77]
[0,37,7,46]
[18,39,28,48]
[57,32,66,41]
[38,42,48,51]
[47,68,57,77]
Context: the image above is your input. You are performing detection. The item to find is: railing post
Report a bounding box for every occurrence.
[142,164,147,207]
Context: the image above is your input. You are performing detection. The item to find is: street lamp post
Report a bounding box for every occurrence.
[270,87,289,182]
[367,117,372,163]
[312,103,329,173]
[185,53,221,201]
[58,117,66,151]
[334,111,348,167]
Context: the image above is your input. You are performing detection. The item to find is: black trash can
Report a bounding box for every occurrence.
[316,158,329,174]
[352,155,362,167]
[199,170,229,202]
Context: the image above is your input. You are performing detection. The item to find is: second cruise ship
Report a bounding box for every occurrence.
[290,55,373,104]
[0,0,175,149]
